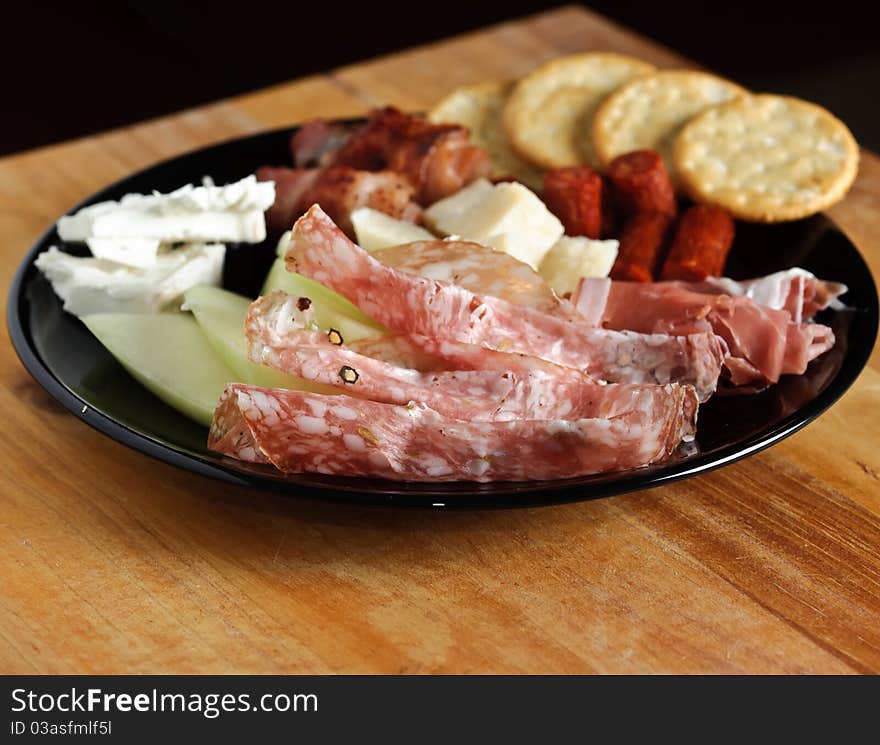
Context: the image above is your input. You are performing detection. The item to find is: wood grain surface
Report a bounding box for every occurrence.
[1,5,878,674]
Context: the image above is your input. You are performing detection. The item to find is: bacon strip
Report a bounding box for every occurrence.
[257,165,420,236]
[287,205,724,400]
[330,107,492,204]
[247,291,699,427]
[290,120,353,168]
[209,385,696,482]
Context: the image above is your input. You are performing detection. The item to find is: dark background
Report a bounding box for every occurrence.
[3,1,877,156]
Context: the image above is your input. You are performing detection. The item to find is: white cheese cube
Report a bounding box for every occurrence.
[421,179,494,232]
[423,179,563,269]
[86,237,161,268]
[35,244,225,317]
[351,207,435,251]
[539,236,619,295]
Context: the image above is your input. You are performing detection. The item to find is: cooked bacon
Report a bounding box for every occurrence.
[257,165,420,236]
[290,119,354,168]
[572,277,837,386]
[287,206,724,400]
[209,385,696,482]
[247,291,699,428]
[329,107,492,204]
[371,239,564,314]
[256,166,321,234]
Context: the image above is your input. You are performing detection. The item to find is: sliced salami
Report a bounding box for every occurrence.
[247,291,699,428]
[209,385,696,482]
[372,240,563,314]
[287,206,724,400]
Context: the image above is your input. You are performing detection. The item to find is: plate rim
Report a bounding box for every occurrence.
[6,125,879,509]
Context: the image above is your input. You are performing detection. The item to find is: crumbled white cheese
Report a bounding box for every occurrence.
[57,175,275,245]
[86,237,161,268]
[35,244,224,317]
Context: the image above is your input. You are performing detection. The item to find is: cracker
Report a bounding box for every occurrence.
[428,80,544,192]
[502,53,656,170]
[673,94,859,222]
[592,70,746,182]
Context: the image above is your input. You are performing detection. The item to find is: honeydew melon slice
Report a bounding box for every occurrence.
[82,312,234,427]
[261,260,384,341]
[182,285,336,394]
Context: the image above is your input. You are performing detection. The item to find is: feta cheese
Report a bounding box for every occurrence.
[35,244,224,317]
[86,237,161,268]
[58,175,275,245]
[539,236,619,295]
[350,207,435,251]
[423,179,563,269]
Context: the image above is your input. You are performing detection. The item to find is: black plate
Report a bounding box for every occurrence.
[7,125,879,508]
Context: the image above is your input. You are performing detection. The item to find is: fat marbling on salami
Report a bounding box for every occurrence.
[247,290,699,427]
[286,206,725,400]
[208,385,696,482]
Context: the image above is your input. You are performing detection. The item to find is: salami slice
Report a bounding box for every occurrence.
[247,291,699,427]
[371,240,563,314]
[345,333,451,371]
[287,206,724,400]
[209,385,696,482]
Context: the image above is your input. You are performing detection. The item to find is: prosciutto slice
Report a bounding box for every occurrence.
[247,291,699,428]
[257,165,420,236]
[287,205,725,400]
[572,278,837,386]
[698,269,847,324]
[209,385,696,482]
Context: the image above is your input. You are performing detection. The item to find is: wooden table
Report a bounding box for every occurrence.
[2,5,878,675]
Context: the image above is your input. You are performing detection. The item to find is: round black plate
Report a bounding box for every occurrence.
[7,125,879,508]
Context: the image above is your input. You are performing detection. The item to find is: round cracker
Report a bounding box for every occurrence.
[502,52,656,170]
[428,80,545,192]
[592,70,747,181]
[673,94,859,222]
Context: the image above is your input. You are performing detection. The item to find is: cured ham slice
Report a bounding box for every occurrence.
[209,385,696,482]
[698,269,847,324]
[572,277,837,385]
[247,291,699,427]
[330,107,492,204]
[257,165,420,236]
[371,240,563,314]
[287,205,724,400]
